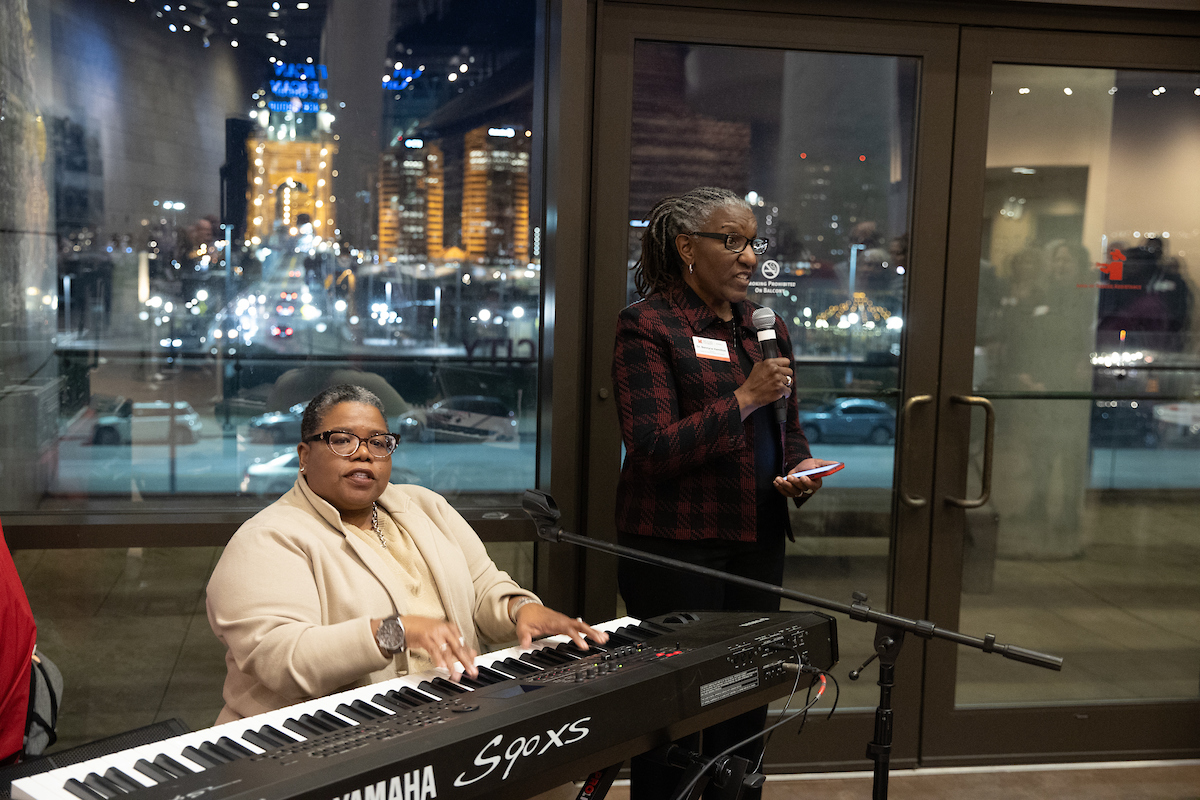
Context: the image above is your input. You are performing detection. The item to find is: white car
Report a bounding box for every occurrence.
[92,400,203,445]
[1153,402,1200,433]
[424,396,519,443]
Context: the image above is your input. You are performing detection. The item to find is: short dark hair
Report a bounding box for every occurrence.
[631,187,750,298]
[299,384,387,441]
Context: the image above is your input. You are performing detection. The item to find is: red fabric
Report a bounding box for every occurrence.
[612,283,812,542]
[0,522,36,761]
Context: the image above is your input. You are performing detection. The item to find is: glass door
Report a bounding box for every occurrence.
[924,28,1200,762]
[583,4,959,768]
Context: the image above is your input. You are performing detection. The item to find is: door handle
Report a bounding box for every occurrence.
[899,394,933,508]
[946,395,995,509]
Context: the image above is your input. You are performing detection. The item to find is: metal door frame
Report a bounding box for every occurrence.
[923,25,1200,764]
[579,2,959,770]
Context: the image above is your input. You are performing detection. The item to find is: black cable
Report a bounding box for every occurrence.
[794,668,839,740]
[668,659,829,800]
[752,646,806,775]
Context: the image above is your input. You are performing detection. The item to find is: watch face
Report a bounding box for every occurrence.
[376,617,405,652]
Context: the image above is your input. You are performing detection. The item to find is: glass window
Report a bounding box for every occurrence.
[961,64,1200,706]
[0,0,540,521]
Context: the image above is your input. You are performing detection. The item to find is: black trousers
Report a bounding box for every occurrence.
[617,531,786,800]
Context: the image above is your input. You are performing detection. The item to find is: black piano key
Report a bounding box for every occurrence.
[133,759,172,783]
[431,677,470,694]
[476,665,513,683]
[519,651,559,669]
[603,630,639,648]
[152,755,194,778]
[458,674,489,690]
[415,681,454,700]
[624,624,663,641]
[520,649,560,665]
[381,690,421,708]
[398,687,437,705]
[554,642,594,657]
[64,778,107,800]
[103,768,145,793]
[499,656,540,675]
[181,746,222,769]
[523,649,569,667]
[197,741,236,763]
[283,717,326,739]
[485,661,523,678]
[372,693,411,713]
[82,773,122,798]
[217,736,257,758]
[351,699,390,718]
[313,710,353,729]
[243,725,297,750]
[583,635,612,651]
[335,702,376,723]
[299,713,338,733]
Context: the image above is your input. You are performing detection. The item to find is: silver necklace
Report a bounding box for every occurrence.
[370,503,386,548]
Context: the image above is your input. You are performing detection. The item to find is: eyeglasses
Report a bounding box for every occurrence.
[690,232,769,255]
[304,430,399,458]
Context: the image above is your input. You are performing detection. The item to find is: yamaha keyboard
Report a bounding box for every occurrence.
[13,611,837,800]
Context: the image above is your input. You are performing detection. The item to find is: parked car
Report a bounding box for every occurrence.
[91,400,203,445]
[798,397,895,444]
[424,396,518,443]
[1153,402,1200,433]
[247,402,308,444]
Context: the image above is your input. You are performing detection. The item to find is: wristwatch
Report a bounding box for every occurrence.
[375,614,406,654]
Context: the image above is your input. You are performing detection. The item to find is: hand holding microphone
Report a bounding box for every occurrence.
[733,358,793,420]
[752,307,790,425]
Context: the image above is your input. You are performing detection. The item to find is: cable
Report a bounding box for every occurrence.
[668,655,829,800]
[752,646,806,775]
[794,668,839,740]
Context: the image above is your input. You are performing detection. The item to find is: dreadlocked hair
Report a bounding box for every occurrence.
[631,186,750,298]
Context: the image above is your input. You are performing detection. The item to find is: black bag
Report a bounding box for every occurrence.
[24,653,62,757]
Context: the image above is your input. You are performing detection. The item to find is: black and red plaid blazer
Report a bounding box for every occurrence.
[612,283,812,542]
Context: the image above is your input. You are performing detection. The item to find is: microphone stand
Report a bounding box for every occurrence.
[522,490,1062,800]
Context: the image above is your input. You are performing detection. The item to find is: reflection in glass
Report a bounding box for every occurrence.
[625,42,918,708]
[961,65,1200,706]
[0,0,540,515]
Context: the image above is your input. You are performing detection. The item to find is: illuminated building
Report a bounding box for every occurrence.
[245,138,337,242]
[378,140,445,261]
[245,62,338,242]
[462,125,529,265]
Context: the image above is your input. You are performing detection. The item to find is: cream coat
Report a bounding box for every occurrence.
[206,476,535,723]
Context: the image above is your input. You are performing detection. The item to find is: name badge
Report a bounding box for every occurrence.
[692,336,731,362]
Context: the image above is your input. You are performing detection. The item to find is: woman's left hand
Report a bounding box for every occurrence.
[774,458,840,498]
[514,603,610,651]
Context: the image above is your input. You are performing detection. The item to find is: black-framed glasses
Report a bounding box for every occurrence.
[304,430,399,458]
[690,231,769,255]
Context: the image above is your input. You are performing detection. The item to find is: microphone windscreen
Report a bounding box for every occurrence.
[751,306,777,332]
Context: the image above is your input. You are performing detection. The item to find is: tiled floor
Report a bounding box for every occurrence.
[14,547,228,746]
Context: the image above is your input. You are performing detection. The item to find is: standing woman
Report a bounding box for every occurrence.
[612,187,834,798]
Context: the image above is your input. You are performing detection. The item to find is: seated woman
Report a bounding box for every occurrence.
[207,383,605,724]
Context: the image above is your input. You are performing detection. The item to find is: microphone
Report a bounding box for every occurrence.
[751,306,788,425]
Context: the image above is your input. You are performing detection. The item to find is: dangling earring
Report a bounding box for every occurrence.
[688,263,694,274]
